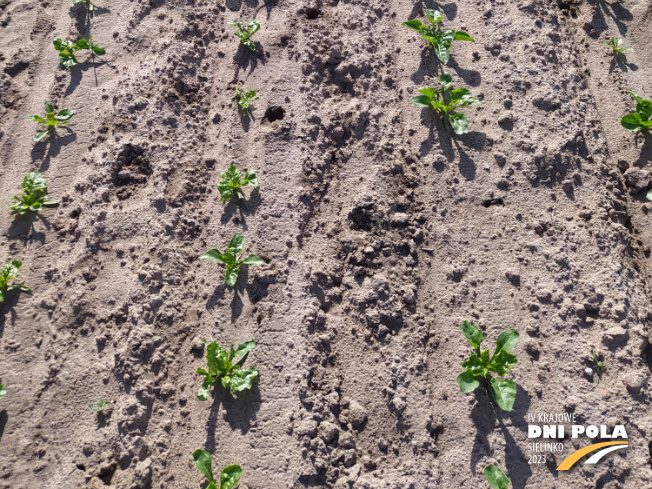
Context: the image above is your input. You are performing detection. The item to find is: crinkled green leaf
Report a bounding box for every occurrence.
[34,130,50,142]
[622,113,646,132]
[490,378,517,412]
[220,464,242,489]
[243,169,258,187]
[448,113,469,134]
[484,464,510,489]
[489,350,518,376]
[433,41,451,65]
[456,370,479,393]
[206,341,231,377]
[438,73,453,92]
[462,353,486,377]
[225,267,239,287]
[425,9,442,26]
[637,99,652,121]
[225,366,258,392]
[192,449,215,483]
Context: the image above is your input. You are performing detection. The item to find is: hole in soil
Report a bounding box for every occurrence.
[305,8,322,19]
[98,463,117,485]
[112,144,152,199]
[643,342,652,372]
[263,106,285,123]
[482,197,504,208]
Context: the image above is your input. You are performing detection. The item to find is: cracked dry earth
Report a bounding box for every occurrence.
[1,0,652,487]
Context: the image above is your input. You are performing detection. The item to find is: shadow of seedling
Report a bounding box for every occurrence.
[65,57,113,96]
[30,130,76,172]
[608,55,637,73]
[634,132,652,167]
[0,294,20,338]
[589,0,633,36]
[471,383,533,489]
[233,43,266,74]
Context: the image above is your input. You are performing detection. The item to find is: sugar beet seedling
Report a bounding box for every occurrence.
[72,0,97,10]
[10,172,59,215]
[456,321,520,412]
[53,33,106,68]
[196,339,258,400]
[193,449,242,489]
[28,101,74,142]
[410,72,480,135]
[403,9,474,65]
[234,87,259,109]
[621,91,651,133]
[0,260,32,303]
[604,37,633,56]
[216,165,259,201]
[200,233,264,287]
[484,464,510,489]
[229,20,260,51]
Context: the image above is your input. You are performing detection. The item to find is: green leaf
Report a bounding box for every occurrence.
[0,290,4,303]
[207,483,219,489]
[226,366,258,392]
[225,267,239,287]
[216,182,234,201]
[241,254,264,265]
[462,320,483,348]
[628,91,643,104]
[490,378,517,412]
[621,113,646,132]
[450,88,480,106]
[637,99,652,121]
[230,340,256,366]
[647,189,652,201]
[220,464,242,489]
[0,384,6,400]
[34,130,50,142]
[495,329,519,353]
[456,370,480,393]
[410,95,434,108]
[44,101,54,113]
[483,464,510,489]
[433,41,451,65]
[438,73,453,92]
[228,233,245,254]
[197,378,214,401]
[425,9,443,26]
[462,353,486,377]
[489,350,518,376]
[453,31,474,42]
[28,115,47,124]
[402,20,424,32]
[192,449,215,483]
[200,249,224,263]
[243,169,258,187]
[59,51,78,68]
[55,109,74,121]
[91,45,106,56]
[206,341,232,377]
[448,113,469,134]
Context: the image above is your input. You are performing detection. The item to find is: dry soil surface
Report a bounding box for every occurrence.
[0,0,651,488]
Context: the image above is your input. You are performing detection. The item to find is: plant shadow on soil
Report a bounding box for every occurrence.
[588,0,633,36]
[634,133,652,167]
[407,1,458,22]
[233,44,266,75]
[418,113,485,180]
[29,130,77,172]
[65,59,112,97]
[69,5,112,34]
[470,382,533,489]
[203,383,261,452]
[0,295,22,338]
[6,212,52,246]
[205,265,271,323]
[0,409,6,442]
[220,187,262,228]
[608,55,637,74]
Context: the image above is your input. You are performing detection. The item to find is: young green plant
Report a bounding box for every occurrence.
[200,233,264,287]
[72,0,97,10]
[228,20,260,51]
[0,384,6,401]
[10,172,59,215]
[28,101,74,142]
[193,449,242,489]
[592,350,605,378]
[484,464,510,489]
[621,91,651,133]
[93,398,110,417]
[402,9,474,64]
[456,321,520,412]
[234,87,259,109]
[0,260,32,303]
[604,37,633,55]
[410,72,480,135]
[54,33,105,68]
[196,340,258,400]
[216,166,258,201]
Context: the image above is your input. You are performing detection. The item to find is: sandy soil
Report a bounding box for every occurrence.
[0,0,651,487]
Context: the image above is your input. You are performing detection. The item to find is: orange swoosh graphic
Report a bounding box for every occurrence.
[557,441,628,470]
